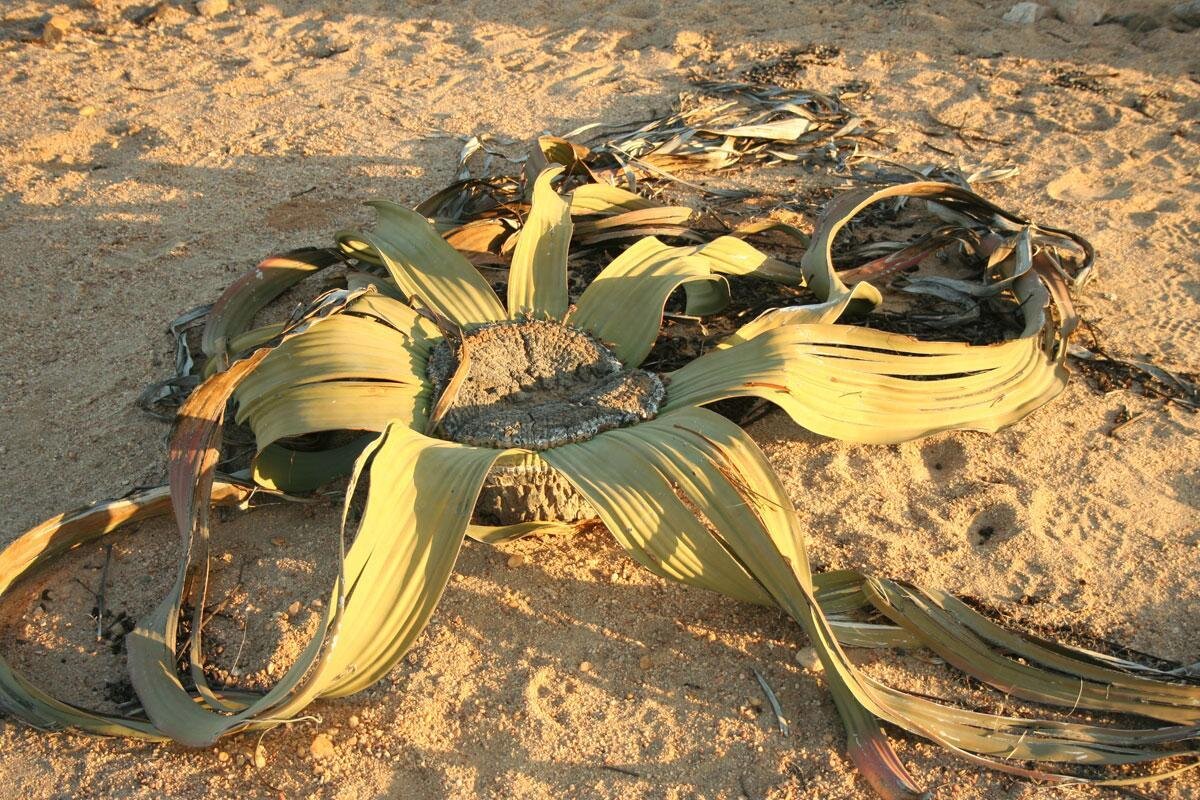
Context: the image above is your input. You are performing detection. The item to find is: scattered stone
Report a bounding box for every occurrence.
[1051,0,1106,25]
[347,714,360,728]
[310,733,335,760]
[794,646,823,672]
[286,600,302,617]
[1002,2,1046,23]
[506,553,527,569]
[195,0,230,17]
[253,744,268,769]
[216,750,230,763]
[79,106,97,118]
[638,655,653,671]
[41,15,71,46]
[579,661,593,673]
[1172,1,1200,27]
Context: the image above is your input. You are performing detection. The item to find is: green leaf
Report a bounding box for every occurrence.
[466,520,580,544]
[571,206,695,237]
[338,202,506,328]
[242,380,428,454]
[201,248,341,363]
[570,237,729,366]
[663,323,1068,444]
[129,361,506,743]
[544,407,1200,791]
[864,578,1200,724]
[568,183,659,214]
[0,481,254,738]
[252,436,374,493]
[318,423,509,696]
[542,407,926,799]
[692,235,805,284]
[233,314,428,417]
[508,167,571,319]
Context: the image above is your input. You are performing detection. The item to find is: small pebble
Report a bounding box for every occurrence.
[310,733,335,760]
[1051,0,1106,25]
[506,553,527,568]
[41,15,70,46]
[347,714,360,728]
[1173,0,1200,27]
[195,0,229,17]
[216,751,230,763]
[253,744,267,769]
[579,660,592,673]
[287,600,302,616]
[794,646,823,672]
[1002,1,1046,23]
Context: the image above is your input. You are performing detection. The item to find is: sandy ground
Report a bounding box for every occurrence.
[1,1,1198,798]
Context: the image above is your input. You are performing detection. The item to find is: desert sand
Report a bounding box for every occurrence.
[0,1,1198,798]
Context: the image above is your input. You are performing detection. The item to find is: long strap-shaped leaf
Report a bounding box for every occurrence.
[201,248,343,365]
[740,181,1083,345]
[507,166,572,319]
[232,309,428,415]
[542,407,1200,797]
[570,236,729,366]
[663,323,1066,443]
[123,336,506,744]
[542,408,927,799]
[661,182,1088,443]
[0,481,255,738]
[0,479,902,737]
[225,301,437,494]
[568,182,660,214]
[864,578,1200,724]
[338,201,506,328]
[320,423,506,696]
[4,446,1194,783]
[241,381,429,454]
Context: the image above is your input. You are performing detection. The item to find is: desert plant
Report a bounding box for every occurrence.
[1,167,1195,799]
